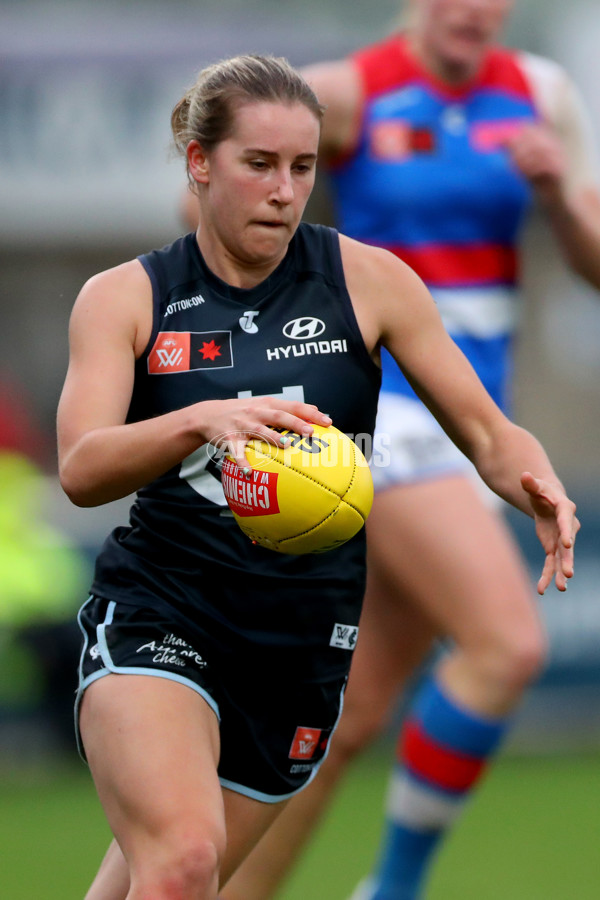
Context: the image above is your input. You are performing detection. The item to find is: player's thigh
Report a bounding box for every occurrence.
[80,673,225,865]
[366,475,537,649]
[337,563,437,747]
[220,789,289,887]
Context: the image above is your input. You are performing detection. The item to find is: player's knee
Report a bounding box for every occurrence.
[476,625,547,695]
[144,834,223,899]
[508,629,547,690]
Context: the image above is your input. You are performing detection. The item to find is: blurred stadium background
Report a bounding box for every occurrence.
[0,1,599,897]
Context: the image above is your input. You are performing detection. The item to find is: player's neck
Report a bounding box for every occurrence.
[194,226,288,290]
[408,32,486,86]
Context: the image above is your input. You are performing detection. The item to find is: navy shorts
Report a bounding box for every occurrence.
[76,594,353,802]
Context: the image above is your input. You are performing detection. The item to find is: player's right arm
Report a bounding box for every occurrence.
[301,59,363,162]
[57,263,330,507]
[58,260,202,507]
[510,54,600,290]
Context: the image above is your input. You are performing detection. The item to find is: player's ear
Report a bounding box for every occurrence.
[187,140,210,184]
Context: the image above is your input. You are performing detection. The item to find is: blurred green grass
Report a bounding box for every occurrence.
[1,747,598,899]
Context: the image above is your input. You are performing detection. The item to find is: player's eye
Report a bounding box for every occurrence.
[293,160,315,175]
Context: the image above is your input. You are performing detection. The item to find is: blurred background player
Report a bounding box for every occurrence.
[212,2,600,899]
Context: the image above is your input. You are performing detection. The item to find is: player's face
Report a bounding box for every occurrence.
[190,100,319,283]
[412,0,514,80]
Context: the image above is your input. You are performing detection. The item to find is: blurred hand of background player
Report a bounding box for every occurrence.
[505,122,568,203]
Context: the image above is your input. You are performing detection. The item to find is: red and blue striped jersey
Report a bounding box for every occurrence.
[328,34,540,411]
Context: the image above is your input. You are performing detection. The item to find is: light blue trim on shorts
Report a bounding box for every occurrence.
[218,777,305,804]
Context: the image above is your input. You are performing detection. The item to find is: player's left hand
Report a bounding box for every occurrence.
[520,471,579,595]
[504,123,567,203]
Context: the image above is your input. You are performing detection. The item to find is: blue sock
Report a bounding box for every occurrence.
[368,675,509,900]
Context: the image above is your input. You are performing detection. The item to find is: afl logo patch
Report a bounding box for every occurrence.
[283,317,325,340]
[148,331,233,373]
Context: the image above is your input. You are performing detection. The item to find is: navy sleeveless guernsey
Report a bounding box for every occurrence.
[91,224,381,658]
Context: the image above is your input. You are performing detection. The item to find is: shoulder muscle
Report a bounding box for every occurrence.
[339,234,442,358]
[69,259,153,360]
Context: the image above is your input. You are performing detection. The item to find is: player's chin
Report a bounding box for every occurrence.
[245,229,292,261]
[254,222,291,239]
[444,30,490,66]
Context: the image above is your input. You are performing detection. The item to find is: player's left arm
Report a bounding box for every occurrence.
[343,238,579,593]
[508,54,600,290]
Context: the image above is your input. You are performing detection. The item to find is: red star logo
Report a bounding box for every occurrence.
[199,340,222,361]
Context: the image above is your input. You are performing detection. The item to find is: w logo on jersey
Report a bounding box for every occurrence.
[156,345,184,368]
[329,623,358,650]
[289,726,328,760]
[148,331,233,373]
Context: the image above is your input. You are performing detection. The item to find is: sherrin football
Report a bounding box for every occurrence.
[221,424,374,554]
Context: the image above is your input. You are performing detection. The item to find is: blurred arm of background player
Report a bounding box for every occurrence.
[503,54,600,289]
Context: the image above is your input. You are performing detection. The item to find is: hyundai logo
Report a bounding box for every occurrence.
[282,317,326,340]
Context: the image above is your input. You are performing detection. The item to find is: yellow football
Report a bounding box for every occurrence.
[221,424,374,554]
